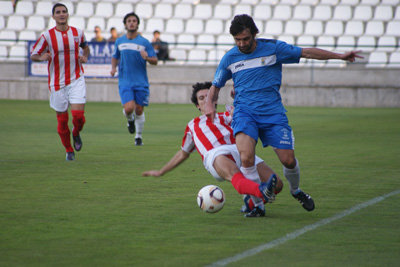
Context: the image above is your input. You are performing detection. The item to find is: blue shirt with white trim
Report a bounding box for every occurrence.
[213,39,302,115]
[112,34,156,90]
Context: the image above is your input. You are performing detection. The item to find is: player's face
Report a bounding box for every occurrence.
[52,6,69,26]
[125,16,139,32]
[233,29,256,54]
[196,89,209,114]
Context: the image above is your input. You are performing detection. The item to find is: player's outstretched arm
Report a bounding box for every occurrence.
[142,150,190,177]
[301,48,363,62]
[205,85,220,121]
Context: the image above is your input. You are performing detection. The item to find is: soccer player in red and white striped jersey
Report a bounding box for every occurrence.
[143,82,283,217]
[31,3,90,161]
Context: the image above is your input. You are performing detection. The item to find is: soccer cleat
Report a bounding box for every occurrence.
[240,195,252,213]
[244,207,265,218]
[72,134,82,151]
[135,137,143,146]
[127,120,135,134]
[292,190,315,211]
[66,151,75,161]
[259,174,277,203]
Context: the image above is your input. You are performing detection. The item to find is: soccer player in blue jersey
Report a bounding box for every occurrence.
[111,12,158,146]
[205,14,363,212]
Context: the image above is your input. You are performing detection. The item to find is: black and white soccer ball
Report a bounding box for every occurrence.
[197,185,225,213]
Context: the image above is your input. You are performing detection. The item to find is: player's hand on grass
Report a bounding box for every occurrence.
[142,170,162,177]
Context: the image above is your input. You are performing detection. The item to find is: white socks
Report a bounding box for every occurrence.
[123,109,134,121]
[134,112,145,139]
[240,165,264,209]
[283,158,300,194]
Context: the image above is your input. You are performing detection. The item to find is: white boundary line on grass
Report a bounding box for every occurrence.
[207,189,400,267]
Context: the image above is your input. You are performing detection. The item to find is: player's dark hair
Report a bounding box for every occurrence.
[52,3,68,15]
[191,82,212,106]
[123,12,140,25]
[229,14,259,36]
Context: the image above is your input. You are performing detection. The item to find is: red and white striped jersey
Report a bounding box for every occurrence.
[181,112,235,161]
[31,26,87,91]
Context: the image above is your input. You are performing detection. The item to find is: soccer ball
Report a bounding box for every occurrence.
[197,185,225,213]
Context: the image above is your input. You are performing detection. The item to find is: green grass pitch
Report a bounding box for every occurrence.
[0,99,399,266]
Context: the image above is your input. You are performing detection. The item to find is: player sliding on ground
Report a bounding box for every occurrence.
[142,82,283,217]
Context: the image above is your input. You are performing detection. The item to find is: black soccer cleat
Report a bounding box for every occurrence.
[292,190,315,211]
[66,151,75,161]
[135,137,143,146]
[73,134,82,151]
[244,207,265,218]
[127,120,135,134]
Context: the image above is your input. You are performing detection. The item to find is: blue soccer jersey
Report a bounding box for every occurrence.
[112,34,156,90]
[213,39,302,115]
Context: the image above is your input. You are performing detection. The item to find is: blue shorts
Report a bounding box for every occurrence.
[232,111,295,149]
[119,86,149,106]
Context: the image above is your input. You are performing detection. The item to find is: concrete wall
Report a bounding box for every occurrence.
[1,62,399,107]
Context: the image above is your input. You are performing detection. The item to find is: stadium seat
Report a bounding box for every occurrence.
[284,20,303,36]
[344,21,364,36]
[265,20,283,36]
[146,18,165,33]
[394,6,400,20]
[367,51,387,67]
[381,0,399,5]
[193,4,212,20]
[0,45,7,59]
[340,0,360,6]
[115,3,134,17]
[219,0,239,4]
[174,4,192,20]
[185,19,204,35]
[216,34,234,50]
[273,5,292,20]
[296,35,315,47]
[293,5,312,21]
[169,48,187,62]
[76,2,94,18]
[27,16,46,32]
[253,5,272,20]
[360,0,380,4]
[325,21,344,37]
[160,33,176,49]
[18,30,37,43]
[233,5,252,16]
[0,30,16,46]
[87,17,106,33]
[254,19,264,34]
[176,34,195,49]
[356,36,376,52]
[35,1,53,16]
[95,2,114,18]
[0,1,13,16]
[207,49,226,64]
[377,36,397,52]
[279,35,295,45]
[365,21,384,36]
[6,15,25,31]
[204,19,224,35]
[313,5,332,21]
[386,21,400,36]
[107,18,125,33]
[299,0,319,4]
[320,0,339,4]
[9,45,26,61]
[373,5,393,21]
[337,36,356,50]
[333,5,352,21]
[0,16,4,30]
[165,19,184,34]
[135,3,153,19]
[69,17,86,31]
[316,36,336,51]
[353,5,372,21]
[213,4,232,20]
[197,34,216,50]
[388,52,400,68]
[188,49,207,64]
[154,3,173,19]
[15,1,34,16]
[304,21,323,36]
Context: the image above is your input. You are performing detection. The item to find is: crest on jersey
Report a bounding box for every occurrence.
[74,36,79,43]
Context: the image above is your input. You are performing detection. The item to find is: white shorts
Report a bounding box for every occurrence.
[50,76,86,112]
[203,144,264,182]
